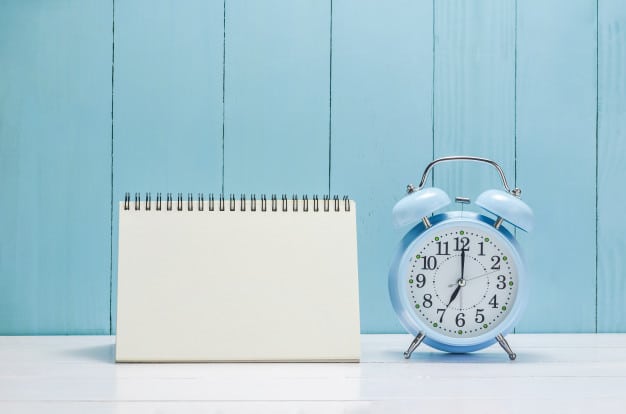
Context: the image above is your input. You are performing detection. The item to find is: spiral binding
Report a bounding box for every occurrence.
[123,193,351,212]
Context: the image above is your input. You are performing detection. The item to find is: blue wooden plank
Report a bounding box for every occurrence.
[223,0,330,195]
[433,0,516,207]
[0,1,112,334]
[331,0,434,333]
[112,0,224,332]
[113,0,224,195]
[0,0,617,336]
[516,0,597,332]
[597,0,626,332]
[431,1,521,333]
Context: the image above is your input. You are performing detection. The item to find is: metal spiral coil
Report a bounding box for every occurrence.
[123,193,352,212]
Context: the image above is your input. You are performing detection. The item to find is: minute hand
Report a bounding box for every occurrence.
[460,249,466,279]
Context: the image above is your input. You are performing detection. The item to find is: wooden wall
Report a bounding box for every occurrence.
[0,0,624,334]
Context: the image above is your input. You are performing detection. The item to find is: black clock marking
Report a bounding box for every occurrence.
[407,227,518,338]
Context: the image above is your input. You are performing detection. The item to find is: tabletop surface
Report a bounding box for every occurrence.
[2,334,625,413]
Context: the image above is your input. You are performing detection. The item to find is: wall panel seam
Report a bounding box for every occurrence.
[431,0,435,185]
[513,0,518,334]
[595,0,599,333]
[328,0,333,195]
[222,0,227,195]
[514,0,518,189]
[109,0,116,335]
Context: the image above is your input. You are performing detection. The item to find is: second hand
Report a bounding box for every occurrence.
[448,269,501,287]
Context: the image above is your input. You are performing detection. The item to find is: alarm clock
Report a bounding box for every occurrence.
[388,156,534,360]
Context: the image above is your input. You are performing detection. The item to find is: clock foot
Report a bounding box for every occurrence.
[496,334,517,360]
[404,332,425,359]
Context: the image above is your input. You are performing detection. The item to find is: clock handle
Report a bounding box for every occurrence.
[413,156,521,197]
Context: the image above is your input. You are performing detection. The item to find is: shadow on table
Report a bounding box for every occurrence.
[61,343,116,364]
[371,349,546,364]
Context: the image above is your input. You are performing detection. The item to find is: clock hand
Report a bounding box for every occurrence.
[447,270,501,287]
[448,270,500,287]
[447,284,462,307]
[458,249,466,310]
[460,249,466,280]
[443,251,467,312]
[441,281,463,319]
[465,269,500,281]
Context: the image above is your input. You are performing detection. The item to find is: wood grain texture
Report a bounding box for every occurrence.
[113,0,223,194]
[0,1,112,334]
[597,0,626,332]
[2,335,626,413]
[2,0,626,334]
[112,0,224,332]
[223,0,330,195]
[330,0,434,332]
[433,0,516,204]
[516,0,597,332]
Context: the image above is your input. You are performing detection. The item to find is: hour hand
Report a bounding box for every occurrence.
[447,284,461,307]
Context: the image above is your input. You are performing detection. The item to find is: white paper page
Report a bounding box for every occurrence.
[116,199,360,362]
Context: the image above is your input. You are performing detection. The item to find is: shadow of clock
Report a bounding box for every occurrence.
[408,351,517,363]
[403,350,549,364]
[369,348,548,364]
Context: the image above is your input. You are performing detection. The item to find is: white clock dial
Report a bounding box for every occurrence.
[406,224,518,338]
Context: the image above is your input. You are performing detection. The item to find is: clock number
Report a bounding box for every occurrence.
[489,294,499,309]
[423,294,433,308]
[478,241,485,256]
[415,273,426,288]
[421,256,437,270]
[491,255,501,270]
[436,308,446,323]
[436,241,449,255]
[496,275,506,290]
[454,237,470,252]
[455,312,466,327]
[474,308,485,324]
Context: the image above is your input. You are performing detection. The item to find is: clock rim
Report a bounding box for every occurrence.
[388,211,529,352]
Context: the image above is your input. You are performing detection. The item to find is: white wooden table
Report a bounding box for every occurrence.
[1,334,625,413]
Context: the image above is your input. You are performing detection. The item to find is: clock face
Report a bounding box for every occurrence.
[405,222,519,339]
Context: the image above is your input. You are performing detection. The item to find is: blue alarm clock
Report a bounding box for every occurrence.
[388,156,534,360]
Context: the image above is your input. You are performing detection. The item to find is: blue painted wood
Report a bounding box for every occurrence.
[597,0,626,332]
[2,0,626,335]
[0,1,112,334]
[331,0,434,333]
[433,0,516,207]
[433,0,519,332]
[112,0,224,332]
[223,0,330,195]
[516,0,597,332]
[113,0,224,195]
